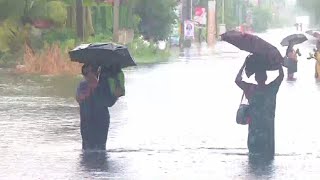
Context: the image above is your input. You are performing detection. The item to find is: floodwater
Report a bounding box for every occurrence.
[0,28,320,179]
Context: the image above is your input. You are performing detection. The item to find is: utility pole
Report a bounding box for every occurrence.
[218,0,226,35]
[207,0,216,47]
[238,0,243,26]
[221,0,225,24]
[181,0,192,20]
[179,0,192,48]
[186,0,192,20]
[76,0,84,41]
[179,1,183,48]
[113,0,120,42]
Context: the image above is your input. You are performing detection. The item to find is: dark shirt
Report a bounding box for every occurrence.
[77,77,117,125]
[236,74,283,128]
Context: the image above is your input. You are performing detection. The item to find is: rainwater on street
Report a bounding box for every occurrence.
[1,29,320,179]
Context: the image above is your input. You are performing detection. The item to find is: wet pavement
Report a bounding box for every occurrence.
[0,28,320,179]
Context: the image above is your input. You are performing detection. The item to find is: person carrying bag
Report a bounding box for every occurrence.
[236,92,251,125]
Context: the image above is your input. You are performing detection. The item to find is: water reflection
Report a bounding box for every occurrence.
[246,155,275,179]
[78,151,128,179]
[1,28,320,179]
[80,151,108,171]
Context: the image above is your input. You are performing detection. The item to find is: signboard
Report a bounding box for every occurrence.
[194,7,207,25]
[184,20,195,39]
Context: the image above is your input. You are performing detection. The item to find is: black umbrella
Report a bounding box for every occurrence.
[68,43,136,68]
[306,30,314,36]
[313,31,320,39]
[221,30,283,71]
[280,34,308,46]
[305,30,320,39]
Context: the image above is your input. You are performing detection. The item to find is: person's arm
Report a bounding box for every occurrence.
[315,52,320,62]
[296,48,301,57]
[286,44,293,56]
[269,65,284,87]
[235,61,250,91]
[76,94,87,104]
[293,50,298,61]
[307,52,315,60]
[76,82,90,104]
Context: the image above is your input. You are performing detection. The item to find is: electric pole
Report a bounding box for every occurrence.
[222,0,225,24]
[207,0,216,47]
[113,0,120,42]
[218,0,226,35]
[180,0,193,48]
[76,0,84,41]
[186,0,192,20]
[238,0,243,26]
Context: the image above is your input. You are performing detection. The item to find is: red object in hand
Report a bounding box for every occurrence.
[32,19,53,29]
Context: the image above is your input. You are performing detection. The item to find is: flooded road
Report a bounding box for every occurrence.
[1,28,320,179]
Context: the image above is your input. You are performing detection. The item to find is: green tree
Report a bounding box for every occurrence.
[216,0,246,29]
[252,6,272,32]
[133,0,177,41]
[296,0,320,26]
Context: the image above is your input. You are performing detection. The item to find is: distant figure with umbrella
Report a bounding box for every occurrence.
[294,23,299,31]
[221,30,284,157]
[281,34,307,81]
[70,43,136,150]
[284,43,299,81]
[307,40,320,79]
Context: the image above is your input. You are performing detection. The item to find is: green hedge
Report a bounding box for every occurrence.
[252,6,272,32]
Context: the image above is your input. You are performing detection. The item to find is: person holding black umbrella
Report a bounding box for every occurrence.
[76,64,118,150]
[221,31,285,157]
[70,43,135,150]
[285,43,300,81]
[280,34,307,81]
[235,55,284,157]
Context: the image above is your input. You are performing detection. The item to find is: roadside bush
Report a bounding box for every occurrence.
[127,36,171,64]
[252,6,272,32]
[42,28,77,51]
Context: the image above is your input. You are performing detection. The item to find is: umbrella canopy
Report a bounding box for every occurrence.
[313,31,320,39]
[244,54,271,77]
[305,30,320,39]
[221,30,283,71]
[69,43,136,68]
[280,34,307,46]
[306,30,314,36]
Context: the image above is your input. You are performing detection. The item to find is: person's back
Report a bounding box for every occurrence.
[235,60,284,157]
[247,83,278,124]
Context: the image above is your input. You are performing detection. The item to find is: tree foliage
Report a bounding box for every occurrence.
[133,0,177,41]
[252,6,272,32]
[216,0,247,29]
[296,0,320,26]
[0,0,26,21]
[47,1,68,25]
